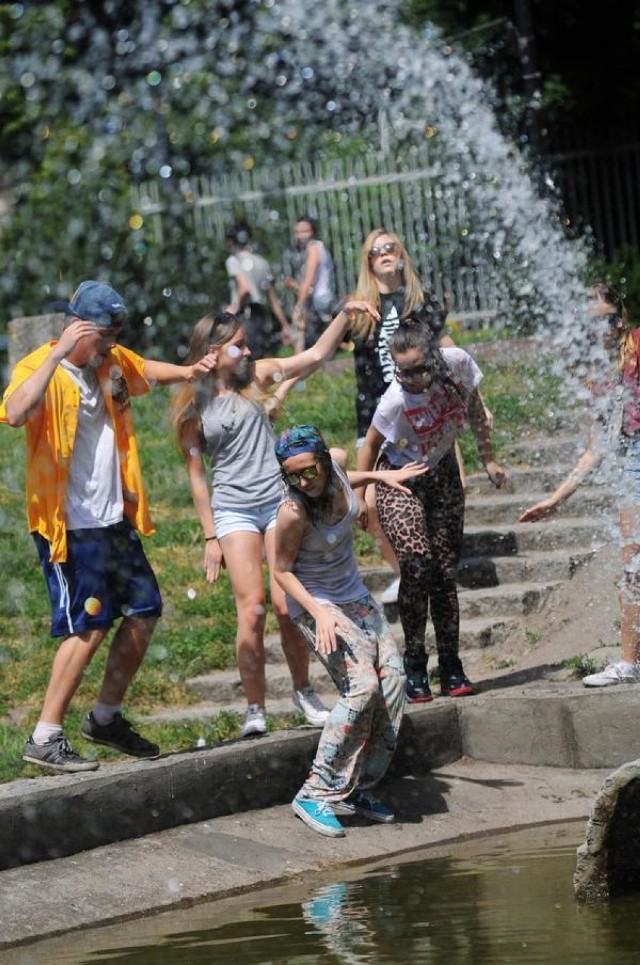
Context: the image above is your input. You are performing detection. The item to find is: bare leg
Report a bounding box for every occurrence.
[97,615,157,705]
[264,528,310,690]
[40,628,109,725]
[219,531,268,706]
[619,506,640,663]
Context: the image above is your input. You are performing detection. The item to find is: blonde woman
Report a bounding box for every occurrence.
[347,228,457,604]
[171,301,378,737]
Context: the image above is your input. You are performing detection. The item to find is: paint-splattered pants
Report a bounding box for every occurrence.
[294,594,406,802]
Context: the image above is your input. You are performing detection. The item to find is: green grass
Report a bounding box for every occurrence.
[0,345,563,783]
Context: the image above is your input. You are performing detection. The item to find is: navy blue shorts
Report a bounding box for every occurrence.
[33,520,163,638]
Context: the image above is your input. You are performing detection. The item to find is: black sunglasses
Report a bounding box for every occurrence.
[282,463,320,487]
[395,362,432,383]
[369,241,398,258]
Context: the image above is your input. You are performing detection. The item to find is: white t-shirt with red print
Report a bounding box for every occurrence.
[371,347,483,468]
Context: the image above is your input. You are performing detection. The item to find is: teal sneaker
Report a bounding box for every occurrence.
[337,789,395,823]
[292,795,345,837]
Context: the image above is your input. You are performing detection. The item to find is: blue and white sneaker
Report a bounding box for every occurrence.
[336,789,395,823]
[292,795,345,837]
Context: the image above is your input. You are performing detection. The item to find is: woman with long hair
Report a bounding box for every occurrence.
[346,227,486,604]
[520,283,640,688]
[357,320,507,703]
[273,423,426,837]
[171,301,377,738]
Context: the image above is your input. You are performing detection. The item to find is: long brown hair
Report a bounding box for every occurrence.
[588,282,635,374]
[170,312,241,435]
[348,228,426,340]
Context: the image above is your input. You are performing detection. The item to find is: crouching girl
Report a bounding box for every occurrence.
[274,424,425,837]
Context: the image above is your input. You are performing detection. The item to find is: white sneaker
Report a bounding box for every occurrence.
[240,704,267,738]
[292,687,330,726]
[582,662,640,688]
[380,577,400,605]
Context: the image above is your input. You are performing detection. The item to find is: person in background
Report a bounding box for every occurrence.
[224,220,292,358]
[283,215,338,353]
[520,282,640,688]
[347,227,489,605]
[274,424,426,838]
[0,280,211,773]
[357,320,507,703]
[171,299,378,738]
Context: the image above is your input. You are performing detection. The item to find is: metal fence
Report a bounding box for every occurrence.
[133,137,640,325]
[133,147,501,323]
[549,140,640,261]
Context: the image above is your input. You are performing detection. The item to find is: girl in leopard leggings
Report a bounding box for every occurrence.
[357,320,507,701]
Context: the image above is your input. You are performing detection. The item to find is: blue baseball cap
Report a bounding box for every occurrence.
[52,280,127,328]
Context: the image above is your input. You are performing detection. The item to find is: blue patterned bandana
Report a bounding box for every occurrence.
[274,424,329,463]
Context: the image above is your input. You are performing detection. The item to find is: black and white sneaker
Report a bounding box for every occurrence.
[22,735,99,773]
[81,712,160,759]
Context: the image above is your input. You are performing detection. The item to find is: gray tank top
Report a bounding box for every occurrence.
[286,463,368,618]
[199,393,282,510]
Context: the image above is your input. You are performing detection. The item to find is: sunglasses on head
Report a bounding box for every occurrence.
[282,463,321,487]
[368,241,398,259]
[395,362,432,384]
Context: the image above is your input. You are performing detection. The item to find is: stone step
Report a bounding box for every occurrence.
[500,435,584,466]
[380,580,560,624]
[463,517,615,557]
[464,487,615,525]
[141,693,339,725]
[465,468,573,496]
[360,547,595,595]
[457,547,595,588]
[186,659,337,703]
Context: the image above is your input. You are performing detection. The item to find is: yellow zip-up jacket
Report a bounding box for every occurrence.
[0,342,154,562]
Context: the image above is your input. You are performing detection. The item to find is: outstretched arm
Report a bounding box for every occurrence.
[347,461,427,492]
[144,352,216,386]
[519,446,601,522]
[254,300,379,387]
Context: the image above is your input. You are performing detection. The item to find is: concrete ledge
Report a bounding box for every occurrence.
[1,688,637,873]
[0,703,459,871]
[458,687,640,769]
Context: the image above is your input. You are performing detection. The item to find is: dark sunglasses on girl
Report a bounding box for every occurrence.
[395,362,432,383]
[369,241,398,258]
[282,463,320,487]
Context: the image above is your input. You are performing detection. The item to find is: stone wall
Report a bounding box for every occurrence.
[7,313,65,372]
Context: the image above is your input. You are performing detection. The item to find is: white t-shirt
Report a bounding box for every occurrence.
[372,347,482,468]
[61,359,123,529]
[225,250,273,307]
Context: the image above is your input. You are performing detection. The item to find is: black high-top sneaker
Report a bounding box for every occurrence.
[439,654,474,697]
[403,652,433,703]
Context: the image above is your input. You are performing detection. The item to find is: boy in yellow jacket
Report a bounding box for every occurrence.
[1,280,210,772]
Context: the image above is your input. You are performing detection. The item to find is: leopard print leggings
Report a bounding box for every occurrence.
[376,449,464,665]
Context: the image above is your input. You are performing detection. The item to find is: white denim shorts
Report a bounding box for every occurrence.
[214,495,280,539]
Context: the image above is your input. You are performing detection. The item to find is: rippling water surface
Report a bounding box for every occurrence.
[11,822,640,965]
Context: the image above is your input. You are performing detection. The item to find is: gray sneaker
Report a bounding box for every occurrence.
[292,687,330,726]
[22,735,99,773]
[240,704,267,738]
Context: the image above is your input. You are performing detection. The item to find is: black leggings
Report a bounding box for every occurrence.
[376,450,464,665]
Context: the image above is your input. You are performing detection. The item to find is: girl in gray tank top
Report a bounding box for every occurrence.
[171,301,381,741]
[273,423,425,838]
